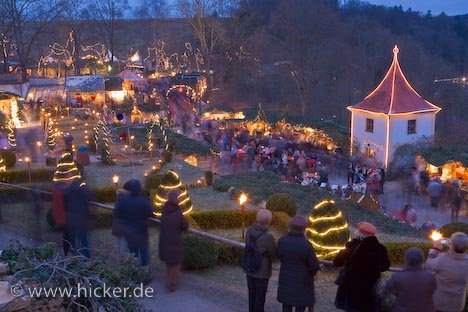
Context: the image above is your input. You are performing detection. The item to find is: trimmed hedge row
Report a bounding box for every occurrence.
[0,169,54,183]
[383,242,432,266]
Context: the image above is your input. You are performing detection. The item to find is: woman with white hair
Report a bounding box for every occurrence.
[243,209,277,312]
[385,247,436,311]
[426,232,468,312]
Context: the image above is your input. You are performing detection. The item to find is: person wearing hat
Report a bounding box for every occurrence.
[333,221,390,311]
[277,216,320,312]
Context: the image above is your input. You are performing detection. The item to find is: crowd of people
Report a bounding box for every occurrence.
[54,177,189,289]
[51,171,468,311]
[244,210,468,312]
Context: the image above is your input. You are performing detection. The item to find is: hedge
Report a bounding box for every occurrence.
[440,222,468,237]
[0,169,54,183]
[383,242,432,266]
[190,210,258,230]
[0,149,16,168]
[183,234,220,269]
[266,193,297,217]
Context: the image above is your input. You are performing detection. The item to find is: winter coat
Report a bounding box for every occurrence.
[112,190,129,237]
[426,251,468,312]
[159,202,189,265]
[115,180,153,248]
[333,236,390,312]
[427,180,441,198]
[277,232,320,307]
[385,267,437,312]
[245,224,277,279]
[63,181,94,229]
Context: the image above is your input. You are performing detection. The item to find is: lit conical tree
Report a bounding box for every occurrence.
[153,170,193,217]
[47,119,56,150]
[306,199,349,258]
[53,153,81,183]
[7,120,16,147]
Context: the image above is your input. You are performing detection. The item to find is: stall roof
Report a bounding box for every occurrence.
[65,75,105,92]
[422,146,468,167]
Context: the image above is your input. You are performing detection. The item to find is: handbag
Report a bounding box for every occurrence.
[334,242,361,310]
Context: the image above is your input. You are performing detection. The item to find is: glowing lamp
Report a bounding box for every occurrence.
[239,193,248,206]
[430,230,442,241]
[112,174,119,184]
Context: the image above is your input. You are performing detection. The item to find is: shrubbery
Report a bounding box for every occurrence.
[190,210,257,229]
[266,193,297,217]
[0,149,16,168]
[440,222,468,237]
[0,168,54,183]
[162,150,172,163]
[383,242,432,266]
[144,172,163,191]
[183,234,220,269]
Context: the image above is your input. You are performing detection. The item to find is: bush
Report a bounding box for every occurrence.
[266,193,297,217]
[383,242,432,266]
[183,234,220,269]
[218,245,243,265]
[440,222,468,237]
[205,170,214,186]
[0,149,16,168]
[272,211,291,234]
[0,169,54,183]
[93,186,116,203]
[162,150,172,163]
[144,173,163,192]
[190,210,257,229]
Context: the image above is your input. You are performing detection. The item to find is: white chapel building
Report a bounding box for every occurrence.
[348,45,441,168]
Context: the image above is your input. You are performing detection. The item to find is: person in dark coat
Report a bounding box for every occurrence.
[385,247,436,312]
[159,190,189,291]
[245,209,277,312]
[277,216,320,312]
[112,188,129,253]
[63,180,94,258]
[116,179,153,266]
[333,221,390,312]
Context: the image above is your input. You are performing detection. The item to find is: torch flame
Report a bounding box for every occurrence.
[239,193,248,206]
[430,230,442,241]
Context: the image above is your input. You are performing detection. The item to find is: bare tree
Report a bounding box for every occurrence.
[83,0,129,69]
[0,0,68,79]
[266,0,342,115]
[176,0,229,89]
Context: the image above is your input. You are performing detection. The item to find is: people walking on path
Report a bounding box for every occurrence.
[159,190,189,292]
[63,179,94,258]
[116,179,153,266]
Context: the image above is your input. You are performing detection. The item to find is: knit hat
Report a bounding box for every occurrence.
[289,216,307,233]
[357,221,377,236]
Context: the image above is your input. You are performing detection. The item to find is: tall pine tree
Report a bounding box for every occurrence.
[153,170,193,217]
[306,199,349,258]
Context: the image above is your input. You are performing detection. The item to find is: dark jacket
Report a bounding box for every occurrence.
[245,224,277,279]
[159,202,189,264]
[333,236,390,312]
[63,181,94,229]
[112,190,129,237]
[277,232,320,307]
[385,268,436,312]
[115,180,153,248]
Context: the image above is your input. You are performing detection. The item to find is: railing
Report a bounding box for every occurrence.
[0,182,402,271]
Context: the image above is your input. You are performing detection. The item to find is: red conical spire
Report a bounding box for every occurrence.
[349,45,440,115]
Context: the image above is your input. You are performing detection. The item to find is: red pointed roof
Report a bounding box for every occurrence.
[349,46,440,115]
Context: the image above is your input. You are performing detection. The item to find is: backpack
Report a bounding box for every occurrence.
[242,231,266,274]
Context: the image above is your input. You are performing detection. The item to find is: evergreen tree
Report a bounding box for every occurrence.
[306,199,349,258]
[53,153,81,183]
[255,103,268,123]
[47,119,56,150]
[153,169,193,217]
[7,120,16,147]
